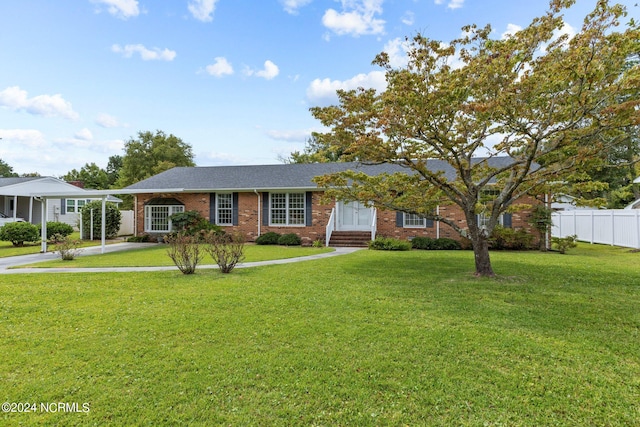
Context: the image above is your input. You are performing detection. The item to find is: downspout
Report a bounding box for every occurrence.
[254,190,261,237]
[134,195,138,236]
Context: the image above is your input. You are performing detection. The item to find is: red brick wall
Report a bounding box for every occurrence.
[135,191,540,244]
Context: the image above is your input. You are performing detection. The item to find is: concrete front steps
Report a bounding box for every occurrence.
[328,231,372,247]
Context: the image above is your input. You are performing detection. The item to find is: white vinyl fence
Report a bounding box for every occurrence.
[118,210,134,236]
[551,209,640,249]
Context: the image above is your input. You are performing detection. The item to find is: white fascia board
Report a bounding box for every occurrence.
[31,188,186,198]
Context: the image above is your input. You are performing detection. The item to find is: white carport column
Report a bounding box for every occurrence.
[12,196,17,220]
[101,196,106,254]
[40,198,48,253]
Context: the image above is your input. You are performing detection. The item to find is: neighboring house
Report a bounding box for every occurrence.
[0,176,122,228]
[125,159,540,246]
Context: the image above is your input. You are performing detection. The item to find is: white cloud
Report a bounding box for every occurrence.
[306,70,387,104]
[245,60,280,80]
[383,37,411,68]
[188,0,219,22]
[95,113,120,128]
[0,129,47,149]
[0,86,79,120]
[501,23,522,39]
[281,0,312,15]
[434,0,464,10]
[74,128,94,141]
[401,11,415,26]
[322,0,385,37]
[265,129,313,142]
[205,57,234,77]
[92,0,140,19]
[111,44,176,61]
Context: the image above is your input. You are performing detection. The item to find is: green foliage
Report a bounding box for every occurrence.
[127,234,152,243]
[79,201,122,240]
[278,233,302,246]
[255,232,281,245]
[368,236,412,251]
[61,162,111,189]
[552,235,578,254]
[312,239,324,248]
[168,210,221,241]
[411,237,462,250]
[37,221,74,242]
[528,204,553,250]
[0,158,18,177]
[0,222,39,246]
[489,226,535,250]
[116,130,195,188]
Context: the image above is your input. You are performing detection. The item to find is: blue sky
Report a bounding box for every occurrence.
[0,0,637,177]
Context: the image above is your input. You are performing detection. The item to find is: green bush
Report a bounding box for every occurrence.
[278,233,302,246]
[552,235,578,254]
[255,232,281,245]
[169,210,222,240]
[127,234,152,243]
[0,222,39,247]
[80,201,122,240]
[489,226,534,250]
[368,236,412,251]
[411,236,462,250]
[37,221,74,242]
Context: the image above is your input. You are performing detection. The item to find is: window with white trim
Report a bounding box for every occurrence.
[404,213,427,227]
[144,204,184,232]
[216,193,233,225]
[66,199,87,213]
[270,193,305,225]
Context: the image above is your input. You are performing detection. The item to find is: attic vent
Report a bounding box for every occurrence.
[144,197,183,206]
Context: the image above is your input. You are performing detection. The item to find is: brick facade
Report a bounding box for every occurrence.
[135,191,539,245]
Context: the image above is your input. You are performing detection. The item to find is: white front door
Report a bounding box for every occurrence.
[337,201,371,231]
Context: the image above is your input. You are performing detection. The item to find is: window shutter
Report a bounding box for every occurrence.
[502,213,513,228]
[396,211,403,227]
[305,192,312,226]
[426,218,434,228]
[262,192,269,226]
[232,193,239,226]
[209,193,216,224]
[61,199,66,215]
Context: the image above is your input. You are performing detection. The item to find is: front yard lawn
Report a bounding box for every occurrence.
[1,244,638,426]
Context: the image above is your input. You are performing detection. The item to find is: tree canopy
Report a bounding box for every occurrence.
[116,130,195,188]
[310,0,640,276]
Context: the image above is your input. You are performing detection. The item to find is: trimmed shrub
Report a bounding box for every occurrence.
[0,222,39,247]
[37,221,74,242]
[169,210,222,240]
[411,236,462,250]
[489,226,534,250]
[278,233,302,246]
[411,236,436,250]
[432,238,462,250]
[368,236,412,251]
[255,232,281,245]
[80,201,122,240]
[127,234,152,243]
[55,236,82,260]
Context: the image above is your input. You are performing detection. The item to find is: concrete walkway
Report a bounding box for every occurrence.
[0,243,362,275]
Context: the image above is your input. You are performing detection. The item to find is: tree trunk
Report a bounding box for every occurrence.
[472,235,495,277]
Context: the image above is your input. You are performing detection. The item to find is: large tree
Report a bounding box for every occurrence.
[311,0,639,276]
[116,130,195,187]
[0,159,18,177]
[61,162,111,189]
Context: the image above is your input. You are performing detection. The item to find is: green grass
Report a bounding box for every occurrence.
[1,244,638,426]
[17,244,334,268]
[0,232,117,258]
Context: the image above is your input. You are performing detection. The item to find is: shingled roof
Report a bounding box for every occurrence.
[125,157,518,192]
